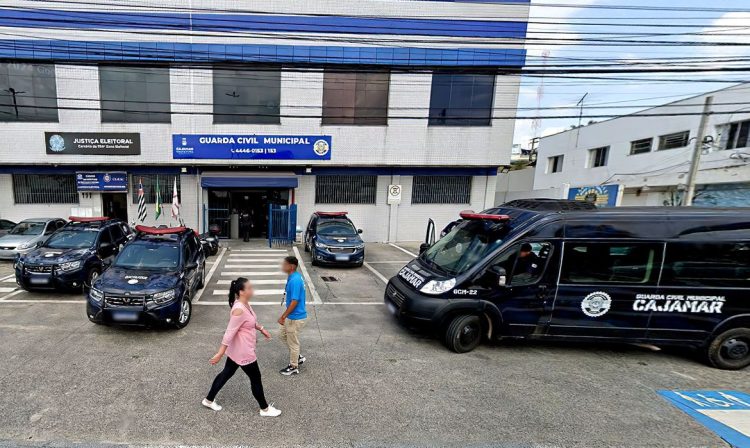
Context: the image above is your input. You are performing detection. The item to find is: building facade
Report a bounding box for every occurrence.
[0,0,529,241]
[534,84,750,207]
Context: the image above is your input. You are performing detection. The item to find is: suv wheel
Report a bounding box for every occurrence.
[705,328,750,370]
[175,297,192,329]
[304,237,310,252]
[197,262,206,289]
[84,268,100,291]
[444,315,483,353]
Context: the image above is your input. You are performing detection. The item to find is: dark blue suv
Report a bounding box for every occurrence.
[86,225,205,329]
[15,217,131,291]
[304,212,365,267]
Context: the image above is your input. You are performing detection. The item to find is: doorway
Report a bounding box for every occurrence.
[206,188,290,238]
[102,193,128,221]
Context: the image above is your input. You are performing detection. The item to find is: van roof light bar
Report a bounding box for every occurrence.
[459,210,511,222]
[135,225,188,235]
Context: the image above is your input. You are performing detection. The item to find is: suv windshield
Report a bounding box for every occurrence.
[45,230,97,249]
[421,220,509,276]
[114,243,179,270]
[319,221,357,236]
[10,222,45,236]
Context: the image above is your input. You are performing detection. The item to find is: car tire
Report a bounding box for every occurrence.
[175,297,192,329]
[84,267,100,292]
[705,327,750,370]
[304,238,310,252]
[197,263,206,289]
[444,315,483,353]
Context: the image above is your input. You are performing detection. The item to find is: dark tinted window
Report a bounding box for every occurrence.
[630,138,653,155]
[99,66,171,123]
[322,70,390,125]
[0,220,14,230]
[560,242,662,285]
[412,176,472,204]
[662,242,750,287]
[725,120,750,150]
[318,221,357,236]
[45,230,97,249]
[315,175,377,204]
[109,224,124,242]
[0,63,58,122]
[658,131,690,150]
[213,67,281,124]
[428,72,495,126]
[13,174,78,204]
[115,243,179,270]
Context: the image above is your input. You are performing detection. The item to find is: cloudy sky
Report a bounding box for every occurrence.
[513,0,750,146]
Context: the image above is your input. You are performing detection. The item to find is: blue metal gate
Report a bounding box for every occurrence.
[268,204,297,247]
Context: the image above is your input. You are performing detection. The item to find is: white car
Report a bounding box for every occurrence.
[0,218,66,260]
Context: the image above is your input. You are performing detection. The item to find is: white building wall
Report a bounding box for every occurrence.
[0,174,75,222]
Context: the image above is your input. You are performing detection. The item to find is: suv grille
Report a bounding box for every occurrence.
[105,295,145,308]
[386,283,406,308]
[328,247,355,254]
[25,265,53,274]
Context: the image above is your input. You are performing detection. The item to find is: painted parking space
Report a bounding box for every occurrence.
[660,390,750,447]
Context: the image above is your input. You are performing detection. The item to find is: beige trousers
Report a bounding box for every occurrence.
[280,318,306,367]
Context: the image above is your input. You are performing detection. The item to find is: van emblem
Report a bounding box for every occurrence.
[581,291,612,318]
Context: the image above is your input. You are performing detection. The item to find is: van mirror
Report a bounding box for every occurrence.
[357,229,363,234]
[419,242,431,254]
[488,265,508,287]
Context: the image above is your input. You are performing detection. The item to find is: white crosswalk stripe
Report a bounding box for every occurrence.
[224,264,279,269]
[231,249,288,253]
[223,258,281,262]
[3,278,16,283]
[228,253,285,258]
[220,271,283,276]
[213,289,284,296]
[217,279,285,285]
[0,286,17,293]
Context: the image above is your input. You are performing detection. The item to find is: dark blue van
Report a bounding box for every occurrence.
[386,201,750,370]
[15,217,131,291]
[86,225,205,329]
[304,212,365,266]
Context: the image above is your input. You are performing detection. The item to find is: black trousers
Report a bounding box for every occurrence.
[206,358,268,409]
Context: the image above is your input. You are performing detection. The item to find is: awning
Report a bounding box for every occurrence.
[201,176,298,189]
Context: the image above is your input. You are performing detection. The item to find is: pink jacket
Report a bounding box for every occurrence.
[222,302,260,366]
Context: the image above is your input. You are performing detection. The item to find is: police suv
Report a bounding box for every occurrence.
[15,217,131,291]
[386,200,750,370]
[304,211,365,266]
[87,225,205,329]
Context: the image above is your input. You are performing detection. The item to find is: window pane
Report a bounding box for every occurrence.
[0,63,58,122]
[131,174,180,204]
[662,242,750,287]
[213,67,281,124]
[322,72,356,125]
[322,70,389,125]
[12,174,78,204]
[560,242,662,285]
[428,72,495,126]
[630,138,652,155]
[412,176,472,204]
[658,131,689,150]
[99,66,171,123]
[315,175,377,204]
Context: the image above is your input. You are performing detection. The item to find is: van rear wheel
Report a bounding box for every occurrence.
[705,328,750,370]
[444,315,483,353]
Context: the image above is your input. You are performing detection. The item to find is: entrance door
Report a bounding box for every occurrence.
[102,193,128,221]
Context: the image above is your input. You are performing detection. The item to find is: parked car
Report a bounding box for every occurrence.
[0,218,66,260]
[86,225,206,329]
[303,211,365,267]
[15,217,131,291]
[0,219,16,236]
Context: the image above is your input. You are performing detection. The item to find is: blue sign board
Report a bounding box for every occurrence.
[172,134,332,160]
[568,185,620,207]
[660,390,750,447]
[76,172,128,192]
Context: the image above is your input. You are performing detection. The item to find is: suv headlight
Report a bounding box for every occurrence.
[315,241,328,250]
[90,287,104,304]
[146,289,176,305]
[355,243,365,250]
[58,260,82,272]
[420,278,456,295]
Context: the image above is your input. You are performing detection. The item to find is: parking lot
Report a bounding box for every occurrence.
[0,240,747,447]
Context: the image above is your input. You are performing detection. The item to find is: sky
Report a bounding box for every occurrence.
[513,0,750,147]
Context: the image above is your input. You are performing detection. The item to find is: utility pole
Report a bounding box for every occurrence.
[684,95,713,206]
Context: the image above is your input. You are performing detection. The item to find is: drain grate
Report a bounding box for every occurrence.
[320,276,340,282]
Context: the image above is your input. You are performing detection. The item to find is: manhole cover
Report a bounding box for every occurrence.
[320,276,339,282]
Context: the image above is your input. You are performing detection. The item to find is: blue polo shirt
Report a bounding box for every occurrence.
[285,271,307,320]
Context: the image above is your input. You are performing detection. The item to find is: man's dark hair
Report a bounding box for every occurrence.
[520,243,533,252]
[284,255,299,267]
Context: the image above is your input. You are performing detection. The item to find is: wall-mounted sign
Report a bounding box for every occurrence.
[172,134,332,160]
[46,133,140,156]
[76,172,128,192]
[568,185,621,207]
[388,184,402,205]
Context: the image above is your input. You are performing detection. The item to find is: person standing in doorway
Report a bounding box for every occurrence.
[203,277,282,417]
[278,256,307,375]
[239,210,251,242]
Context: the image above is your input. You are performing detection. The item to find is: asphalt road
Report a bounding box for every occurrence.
[0,241,746,447]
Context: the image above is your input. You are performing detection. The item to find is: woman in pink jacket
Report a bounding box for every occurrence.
[202,277,281,417]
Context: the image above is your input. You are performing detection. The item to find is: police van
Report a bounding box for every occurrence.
[385,200,750,370]
[87,225,205,329]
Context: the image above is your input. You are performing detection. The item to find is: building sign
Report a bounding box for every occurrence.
[568,185,620,207]
[388,184,402,205]
[46,133,140,155]
[76,172,128,192]
[172,134,332,160]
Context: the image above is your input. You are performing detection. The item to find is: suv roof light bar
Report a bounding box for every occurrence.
[69,216,110,222]
[135,225,188,235]
[316,211,348,216]
[459,210,511,222]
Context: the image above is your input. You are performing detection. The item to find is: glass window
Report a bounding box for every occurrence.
[108,224,124,242]
[318,220,357,236]
[0,63,58,122]
[322,70,390,125]
[315,175,377,204]
[9,221,45,235]
[662,242,750,287]
[491,242,552,286]
[131,175,180,204]
[547,155,564,173]
[12,174,78,204]
[630,138,653,155]
[428,72,495,126]
[45,230,97,249]
[589,146,609,168]
[412,176,472,204]
[213,67,281,124]
[658,131,690,150]
[724,120,750,150]
[0,220,14,230]
[99,66,171,123]
[560,242,662,285]
[115,243,180,270]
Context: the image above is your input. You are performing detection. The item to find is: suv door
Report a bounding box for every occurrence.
[306,216,317,249]
[183,236,199,292]
[97,228,117,262]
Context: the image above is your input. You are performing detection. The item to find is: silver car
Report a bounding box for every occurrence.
[0,218,66,260]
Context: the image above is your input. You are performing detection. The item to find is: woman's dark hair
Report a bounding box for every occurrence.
[228,277,249,307]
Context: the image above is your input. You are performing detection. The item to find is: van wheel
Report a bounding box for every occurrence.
[175,298,192,329]
[705,328,750,370]
[444,315,483,353]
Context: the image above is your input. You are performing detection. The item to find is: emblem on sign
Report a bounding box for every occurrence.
[313,139,330,157]
[49,134,65,152]
[581,291,612,317]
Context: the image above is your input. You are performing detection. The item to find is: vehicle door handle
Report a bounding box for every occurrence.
[537,285,548,299]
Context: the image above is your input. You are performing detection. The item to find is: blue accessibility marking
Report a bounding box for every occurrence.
[659,390,750,448]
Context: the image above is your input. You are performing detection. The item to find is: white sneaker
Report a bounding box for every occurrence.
[259,404,282,417]
[202,398,222,411]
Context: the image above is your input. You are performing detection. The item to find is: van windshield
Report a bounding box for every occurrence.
[420,220,509,276]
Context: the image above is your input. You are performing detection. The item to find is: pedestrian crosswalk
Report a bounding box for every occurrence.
[201,248,290,303]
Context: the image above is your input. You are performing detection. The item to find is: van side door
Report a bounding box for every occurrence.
[547,241,664,340]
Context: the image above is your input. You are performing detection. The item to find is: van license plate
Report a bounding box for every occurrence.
[112,311,139,322]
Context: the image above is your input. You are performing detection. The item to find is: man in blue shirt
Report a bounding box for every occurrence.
[278,256,307,375]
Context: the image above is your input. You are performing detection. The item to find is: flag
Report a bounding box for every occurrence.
[154,176,162,220]
[171,177,180,221]
[137,178,148,223]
